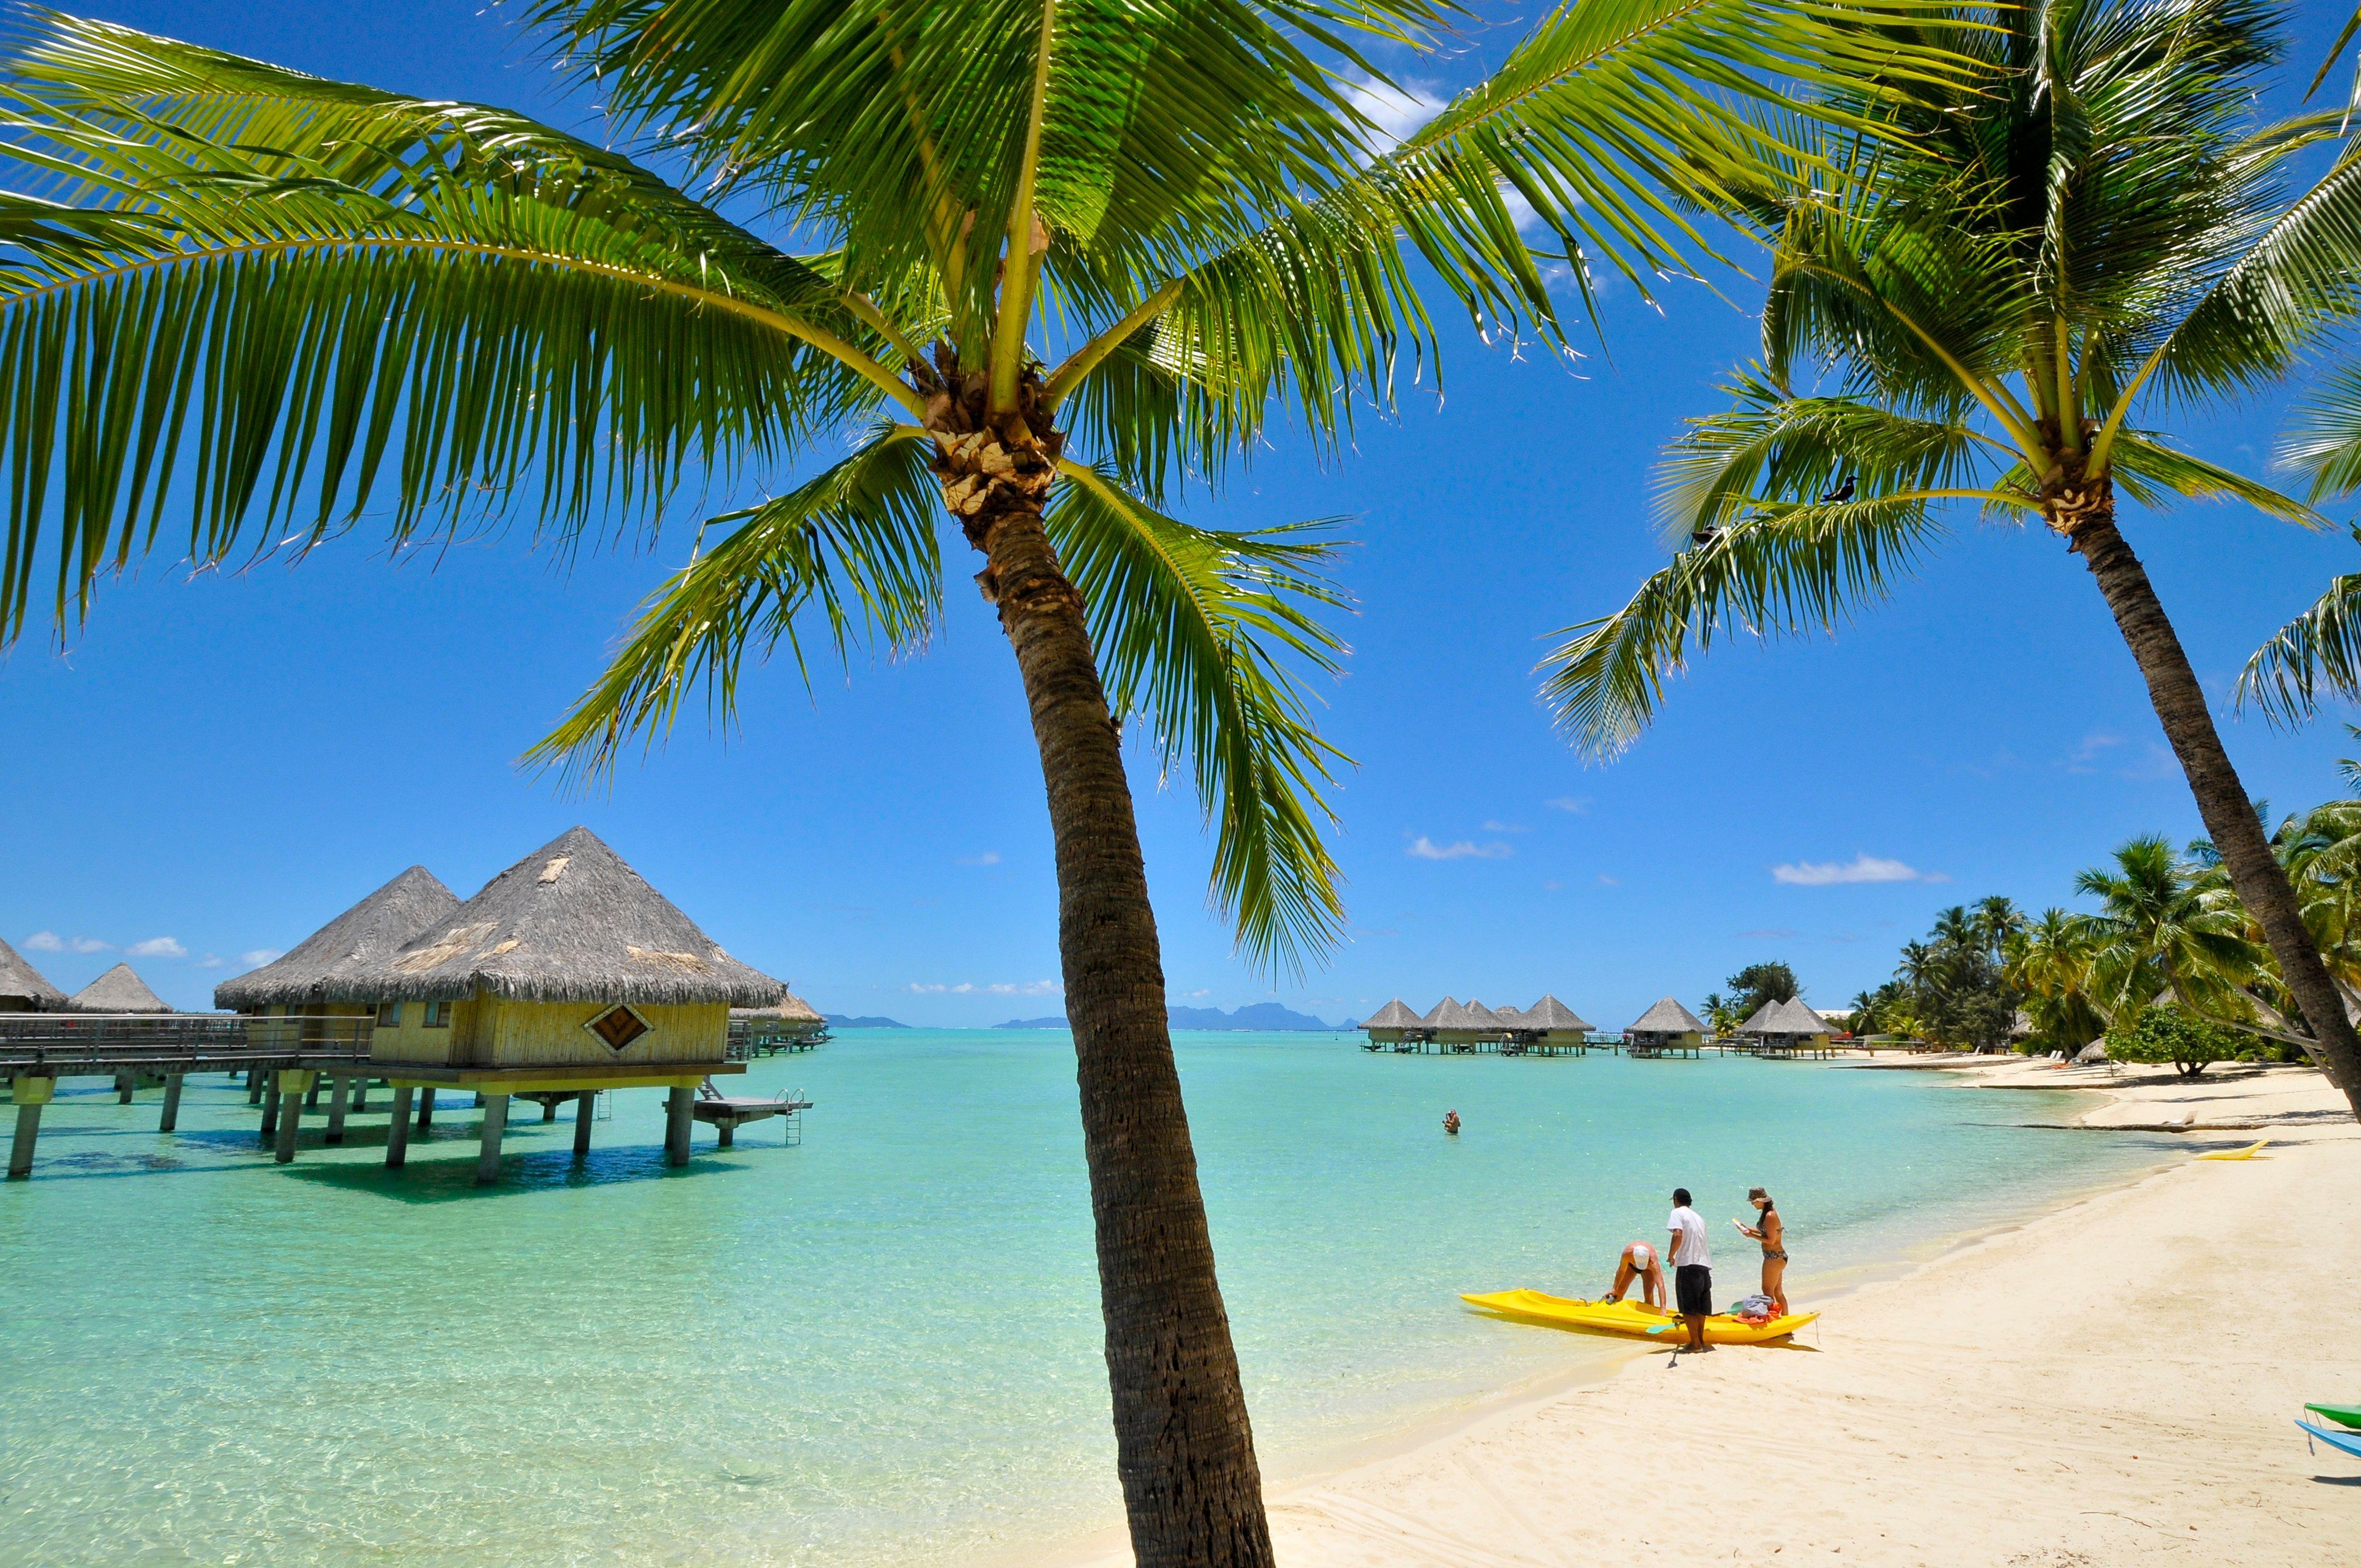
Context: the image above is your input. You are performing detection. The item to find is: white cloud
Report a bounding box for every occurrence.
[955,852,1001,867]
[1545,796,1590,814]
[905,979,1062,997]
[1407,836,1512,861]
[1481,820,1528,834]
[1185,988,1212,999]
[127,937,187,959]
[23,930,64,952]
[2063,732,2120,774]
[238,949,283,968]
[69,935,111,954]
[1771,853,1947,886]
[1596,874,1620,886]
[198,954,225,969]
[1344,76,1446,153]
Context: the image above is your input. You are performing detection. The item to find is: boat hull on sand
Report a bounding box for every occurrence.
[1461,1289,1818,1345]
[2298,1420,2361,1460]
[2305,1402,2361,1430]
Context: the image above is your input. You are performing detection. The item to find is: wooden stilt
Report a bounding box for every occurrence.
[665,1085,693,1166]
[475,1093,508,1184]
[247,1067,264,1104]
[325,1076,351,1144]
[541,1098,558,1123]
[260,1078,281,1141]
[274,1070,311,1164]
[304,1075,325,1111]
[115,1072,134,1104]
[717,1121,735,1148]
[160,1074,184,1133]
[572,1092,595,1157]
[416,1087,434,1130]
[385,1086,414,1168]
[8,1077,54,1179]
[352,1079,369,1112]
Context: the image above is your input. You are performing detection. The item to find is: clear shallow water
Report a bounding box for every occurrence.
[0,1032,2169,1566]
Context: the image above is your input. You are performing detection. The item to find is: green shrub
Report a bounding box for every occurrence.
[2103,1005,2262,1077]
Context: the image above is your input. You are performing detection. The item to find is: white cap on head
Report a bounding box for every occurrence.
[1628,1242,1655,1265]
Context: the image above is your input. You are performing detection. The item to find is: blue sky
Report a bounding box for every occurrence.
[7,2,2361,1026]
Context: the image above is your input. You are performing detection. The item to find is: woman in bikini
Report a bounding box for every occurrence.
[1734,1187,1787,1314]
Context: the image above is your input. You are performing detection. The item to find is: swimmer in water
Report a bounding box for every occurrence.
[1443,1109,1461,1136]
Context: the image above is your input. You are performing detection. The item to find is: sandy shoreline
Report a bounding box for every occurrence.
[1061,1056,2357,1568]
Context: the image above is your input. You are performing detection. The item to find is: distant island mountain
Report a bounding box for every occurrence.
[825,1014,910,1029]
[994,1003,1349,1032]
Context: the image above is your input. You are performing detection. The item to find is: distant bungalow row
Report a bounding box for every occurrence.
[1359,994,1842,1057]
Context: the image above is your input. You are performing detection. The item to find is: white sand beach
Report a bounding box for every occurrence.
[1243,1058,2358,1568]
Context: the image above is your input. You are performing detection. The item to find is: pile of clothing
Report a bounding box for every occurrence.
[1729,1294,1780,1326]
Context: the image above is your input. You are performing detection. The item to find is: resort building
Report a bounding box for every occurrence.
[0,938,66,1012]
[68,963,170,1013]
[1625,997,1707,1052]
[1510,995,1593,1046]
[215,865,459,1019]
[1359,999,1422,1043]
[352,826,785,1178]
[731,992,827,1051]
[1739,996,1837,1049]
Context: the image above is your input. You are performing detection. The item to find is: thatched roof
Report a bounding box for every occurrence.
[1362,999,1421,1030]
[1490,1002,1528,1028]
[0,937,67,1009]
[1519,994,1593,1032]
[214,866,459,1010]
[1751,997,1832,1036]
[1429,998,1484,1031]
[1738,998,1783,1033]
[733,990,824,1025]
[70,962,171,1013]
[1628,996,1706,1035]
[1463,1000,1508,1028]
[361,827,786,1006]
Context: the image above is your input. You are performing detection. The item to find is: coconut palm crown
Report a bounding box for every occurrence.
[0,2,1978,1561]
[1543,0,2361,1117]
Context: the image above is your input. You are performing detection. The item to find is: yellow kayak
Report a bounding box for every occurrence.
[2195,1139,2270,1161]
[1461,1289,1819,1346]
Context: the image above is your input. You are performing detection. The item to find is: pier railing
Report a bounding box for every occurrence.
[0,1012,373,1075]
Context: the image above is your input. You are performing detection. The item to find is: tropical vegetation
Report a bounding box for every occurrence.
[0,2,1983,1559]
[1703,959,1800,1032]
[1542,0,2361,1119]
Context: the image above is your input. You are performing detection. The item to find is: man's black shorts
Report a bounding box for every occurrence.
[1675,1264,1713,1316]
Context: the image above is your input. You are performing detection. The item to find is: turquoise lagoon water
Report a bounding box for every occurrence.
[0,1032,2170,1566]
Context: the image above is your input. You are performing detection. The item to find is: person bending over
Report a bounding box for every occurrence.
[1603,1239,1664,1309]
[1667,1187,1713,1353]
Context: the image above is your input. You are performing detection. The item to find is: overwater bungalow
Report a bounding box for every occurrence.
[1626,997,1707,1056]
[731,991,828,1052]
[69,963,171,1013]
[1508,994,1593,1049]
[1740,996,1838,1054]
[1359,998,1423,1046]
[216,865,460,1020]
[0,938,66,1012]
[353,826,785,1180]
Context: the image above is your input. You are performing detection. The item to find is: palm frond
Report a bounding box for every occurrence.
[2105,432,2324,524]
[1047,461,1352,971]
[0,12,894,644]
[527,427,942,776]
[1540,494,1947,760]
[2282,361,2361,500]
[2234,532,2361,726]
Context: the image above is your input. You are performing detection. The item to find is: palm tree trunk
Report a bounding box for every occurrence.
[924,350,1274,1567]
[2070,510,2361,1115]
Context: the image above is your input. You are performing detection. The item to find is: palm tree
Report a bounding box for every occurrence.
[0,4,1971,1559]
[2073,835,2264,1023]
[2003,907,2104,1050]
[1541,0,2361,1117]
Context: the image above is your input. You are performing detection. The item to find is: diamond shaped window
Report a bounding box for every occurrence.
[586,1005,650,1052]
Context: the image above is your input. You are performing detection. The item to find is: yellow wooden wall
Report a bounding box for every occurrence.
[468,998,727,1067]
[365,998,477,1066]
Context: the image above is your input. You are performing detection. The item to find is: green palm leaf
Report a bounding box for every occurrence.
[1048,462,1351,971]
[2234,531,2361,725]
[529,426,943,775]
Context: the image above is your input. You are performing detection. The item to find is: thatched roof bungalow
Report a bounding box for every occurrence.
[1743,996,1835,1046]
[1360,998,1422,1041]
[1509,994,1593,1042]
[357,826,783,1081]
[0,937,66,1012]
[733,990,827,1046]
[214,865,459,1014]
[1626,997,1706,1048]
[69,962,171,1013]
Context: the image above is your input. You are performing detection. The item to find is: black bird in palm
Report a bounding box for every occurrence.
[1818,475,1856,504]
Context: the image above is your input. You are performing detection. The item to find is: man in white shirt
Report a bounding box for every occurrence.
[1667,1187,1713,1353]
